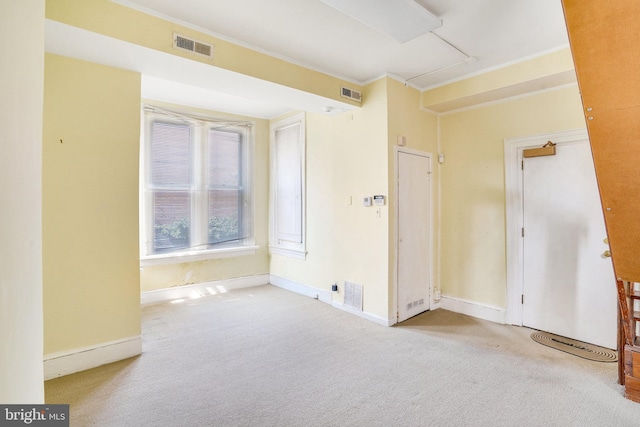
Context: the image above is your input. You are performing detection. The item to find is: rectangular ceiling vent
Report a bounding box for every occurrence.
[341,86,362,103]
[173,33,213,58]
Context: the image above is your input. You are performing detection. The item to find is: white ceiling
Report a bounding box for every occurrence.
[116,0,570,88]
[47,0,571,118]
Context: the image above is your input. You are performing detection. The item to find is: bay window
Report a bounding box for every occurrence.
[141,106,255,264]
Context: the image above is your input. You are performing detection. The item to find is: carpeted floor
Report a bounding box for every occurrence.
[45,284,640,426]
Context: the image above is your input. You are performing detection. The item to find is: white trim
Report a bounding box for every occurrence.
[363,73,422,91]
[269,275,331,304]
[141,274,270,305]
[393,146,435,324]
[439,296,506,324]
[503,129,589,325]
[268,246,307,260]
[269,275,392,325]
[435,115,442,303]
[140,245,258,267]
[331,302,393,327]
[385,73,421,91]
[269,112,307,259]
[44,336,142,380]
[140,109,256,259]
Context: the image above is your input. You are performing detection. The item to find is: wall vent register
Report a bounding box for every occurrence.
[344,281,363,311]
[341,86,362,103]
[173,33,213,58]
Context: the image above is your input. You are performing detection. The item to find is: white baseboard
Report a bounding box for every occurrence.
[439,295,506,324]
[269,275,332,304]
[141,274,270,305]
[331,302,392,327]
[269,275,392,326]
[44,336,141,380]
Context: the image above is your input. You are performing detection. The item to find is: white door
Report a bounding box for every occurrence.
[521,139,617,348]
[397,150,431,323]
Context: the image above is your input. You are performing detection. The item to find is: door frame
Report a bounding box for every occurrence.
[393,146,434,324]
[504,128,589,326]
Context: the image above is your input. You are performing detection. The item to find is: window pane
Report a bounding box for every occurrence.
[208,129,245,245]
[151,122,191,186]
[209,129,241,187]
[153,191,190,252]
[208,189,241,244]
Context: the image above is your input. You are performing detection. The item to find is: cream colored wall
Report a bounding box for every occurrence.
[438,85,587,307]
[270,78,390,319]
[385,78,439,312]
[422,48,576,110]
[268,111,335,290]
[42,0,586,331]
[139,103,270,292]
[331,78,389,318]
[43,54,141,354]
[0,0,45,403]
[46,0,360,106]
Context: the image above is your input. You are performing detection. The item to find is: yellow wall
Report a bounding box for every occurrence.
[43,54,141,354]
[139,103,270,292]
[41,2,588,341]
[46,0,360,106]
[438,85,587,307]
[268,111,336,290]
[385,78,439,311]
[332,78,390,317]
[268,78,441,321]
[422,48,576,111]
[270,78,391,319]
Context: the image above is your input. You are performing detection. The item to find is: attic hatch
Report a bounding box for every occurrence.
[173,33,213,58]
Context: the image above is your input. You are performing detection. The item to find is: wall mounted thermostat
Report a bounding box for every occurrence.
[363,196,372,207]
[373,195,385,206]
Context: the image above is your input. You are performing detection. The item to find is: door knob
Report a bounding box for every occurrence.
[602,250,611,258]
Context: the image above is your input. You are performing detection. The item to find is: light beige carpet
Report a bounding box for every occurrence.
[46,285,640,426]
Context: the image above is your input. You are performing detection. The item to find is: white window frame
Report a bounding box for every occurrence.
[269,112,306,259]
[140,106,257,266]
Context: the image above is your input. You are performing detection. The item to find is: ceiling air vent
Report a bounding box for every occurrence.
[341,86,362,103]
[173,33,213,58]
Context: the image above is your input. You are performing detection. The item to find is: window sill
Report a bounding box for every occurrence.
[140,245,259,267]
[269,245,307,260]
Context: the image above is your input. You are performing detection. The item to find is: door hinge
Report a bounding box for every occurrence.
[521,227,524,237]
[521,294,524,304]
[521,160,524,170]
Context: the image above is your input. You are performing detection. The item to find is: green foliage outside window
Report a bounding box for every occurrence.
[208,216,239,243]
[154,216,238,247]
